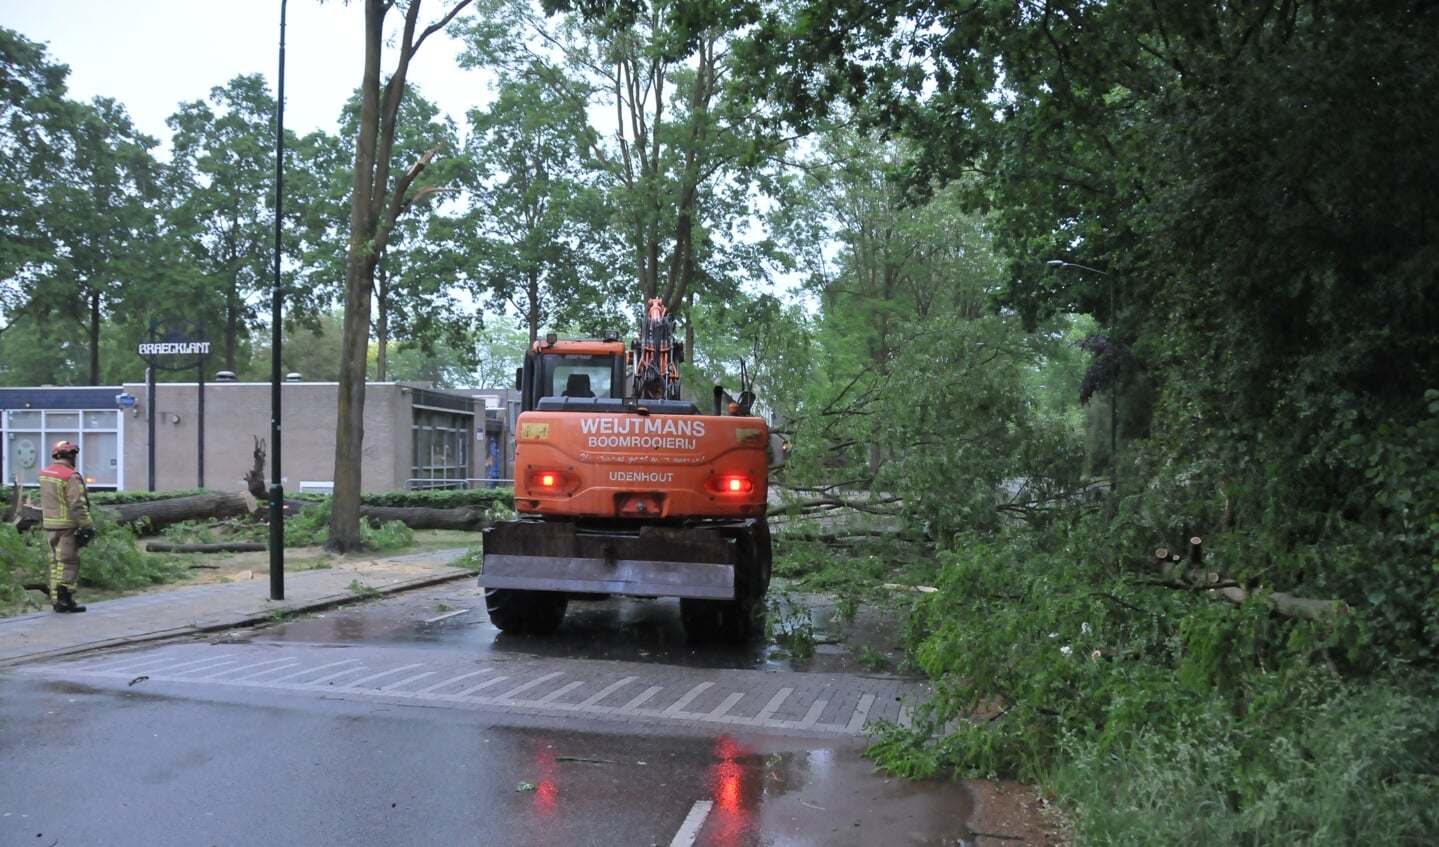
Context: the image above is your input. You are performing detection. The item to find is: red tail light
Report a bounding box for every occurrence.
[706,474,754,495]
[526,468,576,493]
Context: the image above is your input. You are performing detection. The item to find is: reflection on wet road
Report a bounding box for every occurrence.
[245,584,796,671]
[6,582,976,846]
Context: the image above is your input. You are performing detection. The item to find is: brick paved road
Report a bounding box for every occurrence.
[16,641,927,739]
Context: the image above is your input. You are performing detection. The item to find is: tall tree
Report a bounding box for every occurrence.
[166,74,296,372]
[328,0,474,553]
[455,74,620,341]
[333,87,466,379]
[457,0,791,324]
[27,96,161,384]
[0,28,76,341]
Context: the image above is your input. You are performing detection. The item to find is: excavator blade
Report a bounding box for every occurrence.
[481,520,737,599]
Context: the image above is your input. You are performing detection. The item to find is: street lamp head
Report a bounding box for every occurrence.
[1047,259,1109,275]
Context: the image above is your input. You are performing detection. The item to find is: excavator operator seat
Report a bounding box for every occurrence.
[563,373,594,398]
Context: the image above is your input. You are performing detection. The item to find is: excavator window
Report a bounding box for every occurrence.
[562,373,595,397]
[545,357,615,400]
[520,345,629,411]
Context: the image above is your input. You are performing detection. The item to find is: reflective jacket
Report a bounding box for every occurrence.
[39,460,92,530]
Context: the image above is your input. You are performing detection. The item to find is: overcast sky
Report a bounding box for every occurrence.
[4,0,485,147]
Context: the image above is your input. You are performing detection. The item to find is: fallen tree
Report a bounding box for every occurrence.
[1147,538,1349,622]
[144,542,268,554]
[7,487,261,535]
[359,505,492,532]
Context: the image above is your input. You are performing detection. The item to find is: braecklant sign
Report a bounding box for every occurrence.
[137,342,211,356]
[139,320,210,371]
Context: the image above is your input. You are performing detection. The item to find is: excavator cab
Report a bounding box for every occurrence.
[517,334,628,412]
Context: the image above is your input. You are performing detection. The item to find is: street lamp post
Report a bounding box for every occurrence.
[1048,259,1117,495]
[269,0,288,600]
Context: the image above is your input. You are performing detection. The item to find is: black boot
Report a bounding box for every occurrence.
[53,586,86,613]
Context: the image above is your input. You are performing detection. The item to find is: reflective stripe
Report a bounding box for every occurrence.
[39,463,85,529]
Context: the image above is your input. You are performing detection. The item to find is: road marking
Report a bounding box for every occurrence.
[456,675,509,696]
[669,800,712,847]
[706,692,745,720]
[537,681,584,704]
[494,672,563,701]
[308,665,371,685]
[577,676,635,707]
[755,687,793,722]
[21,646,929,738]
[846,693,876,733]
[620,685,662,712]
[344,663,428,689]
[270,659,361,684]
[417,669,491,694]
[663,682,712,716]
[379,671,437,692]
[796,698,829,729]
[223,660,303,681]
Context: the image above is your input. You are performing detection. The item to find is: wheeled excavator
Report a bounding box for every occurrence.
[481,299,784,642]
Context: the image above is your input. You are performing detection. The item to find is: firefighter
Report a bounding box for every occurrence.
[39,440,95,613]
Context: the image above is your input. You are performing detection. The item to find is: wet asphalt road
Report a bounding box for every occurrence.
[2,583,974,846]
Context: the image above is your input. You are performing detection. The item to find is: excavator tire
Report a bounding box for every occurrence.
[680,521,771,644]
[485,588,569,635]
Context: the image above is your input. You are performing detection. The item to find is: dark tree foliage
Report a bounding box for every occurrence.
[756,0,1439,667]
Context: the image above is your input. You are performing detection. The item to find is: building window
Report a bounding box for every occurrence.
[4,409,121,490]
[410,409,469,488]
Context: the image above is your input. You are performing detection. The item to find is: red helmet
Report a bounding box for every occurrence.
[51,440,79,459]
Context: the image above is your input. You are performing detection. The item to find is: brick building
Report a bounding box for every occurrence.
[0,380,517,494]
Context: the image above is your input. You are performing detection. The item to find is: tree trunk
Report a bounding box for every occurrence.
[110,491,261,534]
[360,505,492,531]
[145,541,268,554]
[10,491,260,535]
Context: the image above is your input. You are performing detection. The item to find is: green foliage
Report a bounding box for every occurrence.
[345,580,380,600]
[365,519,415,552]
[1,519,188,612]
[764,593,816,661]
[76,522,188,593]
[1052,679,1439,846]
[0,525,50,614]
[772,537,897,594]
[357,488,513,510]
[449,549,484,572]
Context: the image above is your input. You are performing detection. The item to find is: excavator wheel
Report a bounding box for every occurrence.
[485,588,569,635]
[680,521,770,645]
[680,596,757,644]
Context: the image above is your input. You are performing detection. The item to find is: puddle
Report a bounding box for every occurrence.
[241,585,911,676]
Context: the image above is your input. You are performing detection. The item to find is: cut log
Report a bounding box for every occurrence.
[145,542,267,554]
[11,489,486,536]
[359,505,492,532]
[11,490,262,535]
[110,491,260,535]
[1209,586,1349,621]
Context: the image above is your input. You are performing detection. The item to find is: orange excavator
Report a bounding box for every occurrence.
[481,299,784,642]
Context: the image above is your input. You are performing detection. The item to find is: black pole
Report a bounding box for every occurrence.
[146,366,156,492]
[197,357,205,488]
[269,0,288,600]
[1108,272,1116,497]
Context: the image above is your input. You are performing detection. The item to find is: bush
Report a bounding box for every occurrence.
[0,525,50,614]
[0,519,189,613]
[1052,677,1439,846]
[865,507,1439,844]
